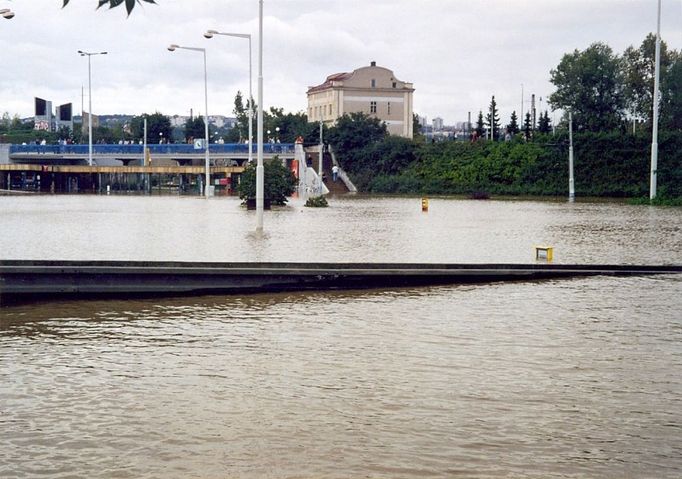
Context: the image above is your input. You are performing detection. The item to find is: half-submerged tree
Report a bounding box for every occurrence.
[63,0,157,15]
[238,158,297,205]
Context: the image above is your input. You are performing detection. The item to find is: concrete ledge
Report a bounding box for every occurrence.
[1,260,680,304]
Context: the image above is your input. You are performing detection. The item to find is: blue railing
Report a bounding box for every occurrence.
[9,143,295,155]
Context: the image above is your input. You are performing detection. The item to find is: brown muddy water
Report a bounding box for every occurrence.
[1,195,681,478]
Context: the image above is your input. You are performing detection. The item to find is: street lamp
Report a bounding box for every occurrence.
[78,50,107,166]
[203,29,253,167]
[210,3,264,230]
[256,0,264,231]
[1,8,15,19]
[168,44,211,198]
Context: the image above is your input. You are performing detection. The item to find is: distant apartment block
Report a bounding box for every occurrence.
[307,61,415,139]
[171,114,237,129]
[432,117,444,131]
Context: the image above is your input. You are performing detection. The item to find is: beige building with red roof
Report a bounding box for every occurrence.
[307,61,415,139]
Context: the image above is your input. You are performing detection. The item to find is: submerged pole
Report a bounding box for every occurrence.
[569,111,575,201]
[650,0,662,200]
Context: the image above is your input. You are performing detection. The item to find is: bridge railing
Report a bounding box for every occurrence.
[9,143,295,155]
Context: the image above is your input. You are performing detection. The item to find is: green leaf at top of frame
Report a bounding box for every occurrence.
[62,0,157,15]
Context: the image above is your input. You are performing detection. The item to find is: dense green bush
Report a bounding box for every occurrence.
[332,131,681,199]
[237,157,297,205]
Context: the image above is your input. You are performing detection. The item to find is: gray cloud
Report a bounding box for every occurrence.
[1,0,680,125]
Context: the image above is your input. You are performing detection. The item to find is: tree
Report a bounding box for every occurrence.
[523,112,533,140]
[237,158,297,205]
[622,34,673,125]
[232,91,247,142]
[549,42,625,131]
[63,0,157,15]
[412,113,423,139]
[184,116,206,142]
[537,111,551,134]
[475,111,485,137]
[326,112,387,163]
[661,52,682,130]
[129,112,171,142]
[0,112,10,132]
[485,95,501,140]
[266,110,318,144]
[507,111,520,135]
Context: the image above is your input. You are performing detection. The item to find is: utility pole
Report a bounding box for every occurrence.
[520,84,524,128]
[569,111,575,201]
[319,121,323,194]
[256,0,264,231]
[650,0,662,200]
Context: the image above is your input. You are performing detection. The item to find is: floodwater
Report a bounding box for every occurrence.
[1,195,681,478]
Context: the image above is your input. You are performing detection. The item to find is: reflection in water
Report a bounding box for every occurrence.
[1,197,681,478]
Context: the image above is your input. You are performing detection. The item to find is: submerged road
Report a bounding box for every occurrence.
[1,260,680,303]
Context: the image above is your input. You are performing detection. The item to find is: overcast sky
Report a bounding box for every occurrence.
[1,0,681,125]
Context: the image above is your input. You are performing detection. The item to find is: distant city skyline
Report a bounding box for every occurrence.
[1,0,681,124]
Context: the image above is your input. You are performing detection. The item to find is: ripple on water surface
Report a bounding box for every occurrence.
[1,273,681,478]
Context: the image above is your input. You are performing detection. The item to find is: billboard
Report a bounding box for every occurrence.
[58,103,72,122]
[35,97,47,116]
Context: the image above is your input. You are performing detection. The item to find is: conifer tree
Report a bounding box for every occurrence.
[537,111,552,134]
[484,95,501,140]
[475,111,485,137]
[507,111,520,135]
[523,112,533,140]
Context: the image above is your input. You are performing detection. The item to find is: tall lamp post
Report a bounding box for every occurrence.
[203,30,252,167]
[168,44,211,198]
[253,0,264,231]
[650,0,662,200]
[78,50,107,166]
[1,8,15,19]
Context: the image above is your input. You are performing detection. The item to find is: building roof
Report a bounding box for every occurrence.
[307,72,353,93]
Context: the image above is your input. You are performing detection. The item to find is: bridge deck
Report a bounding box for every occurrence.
[0,164,245,174]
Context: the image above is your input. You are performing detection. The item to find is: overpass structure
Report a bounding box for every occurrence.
[6,143,295,166]
[1,143,295,194]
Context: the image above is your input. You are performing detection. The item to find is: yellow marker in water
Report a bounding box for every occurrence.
[535,246,554,262]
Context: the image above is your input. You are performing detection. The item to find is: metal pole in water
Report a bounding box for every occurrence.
[650,0,662,200]
[256,0,264,231]
[569,111,575,201]
[319,121,323,194]
[203,49,210,198]
[143,117,148,194]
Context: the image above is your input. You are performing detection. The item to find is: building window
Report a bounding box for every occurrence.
[388,102,391,115]
[370,101,377,114]
[329,104,333,116]
[392,82,397,88]
[371,79,376,88]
